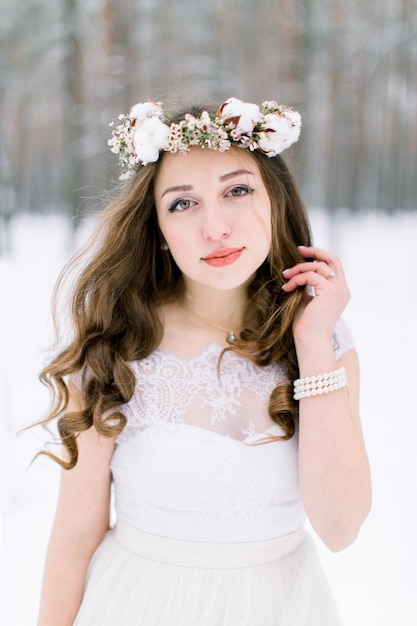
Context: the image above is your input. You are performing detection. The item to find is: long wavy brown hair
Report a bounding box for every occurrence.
[37,105,312,469]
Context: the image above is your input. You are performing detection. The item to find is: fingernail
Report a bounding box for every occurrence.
[282,268,290,274]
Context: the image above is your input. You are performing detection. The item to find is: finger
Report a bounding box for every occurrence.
[283,261,336,280]
[297,245,340,269]
[297,246,345,280]
[282,270,334,292]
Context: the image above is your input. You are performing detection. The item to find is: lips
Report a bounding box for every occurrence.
[202,247,244,267]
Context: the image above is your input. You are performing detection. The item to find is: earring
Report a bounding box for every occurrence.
[161,242,169,251]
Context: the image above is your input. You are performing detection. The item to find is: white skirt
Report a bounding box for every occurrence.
[74,520,342,625]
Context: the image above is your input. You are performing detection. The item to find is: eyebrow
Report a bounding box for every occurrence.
[161,169,256,198]
[219,169,255,181]
[161,185,193,198]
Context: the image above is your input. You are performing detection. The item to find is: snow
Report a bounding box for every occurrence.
[1,210,416,625]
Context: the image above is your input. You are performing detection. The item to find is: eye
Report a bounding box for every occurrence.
[168,198,197,213]
[226,185,255,198]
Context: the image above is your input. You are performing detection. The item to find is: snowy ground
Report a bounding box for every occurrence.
[1,210,416,625]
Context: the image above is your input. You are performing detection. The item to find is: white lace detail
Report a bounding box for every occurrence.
[118,344,288,445]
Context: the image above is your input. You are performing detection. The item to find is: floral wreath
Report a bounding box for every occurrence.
[109,97,302,180]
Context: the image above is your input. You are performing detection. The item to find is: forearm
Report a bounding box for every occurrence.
[296,344,371,551]
[36,405,115,624]
[37,538,91,626]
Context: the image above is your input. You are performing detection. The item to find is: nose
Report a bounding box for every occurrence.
[201,206,232,241]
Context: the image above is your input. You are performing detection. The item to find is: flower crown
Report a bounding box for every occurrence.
[109,97,302,180]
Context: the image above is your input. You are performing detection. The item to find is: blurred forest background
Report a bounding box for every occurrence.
[1,0,416,237]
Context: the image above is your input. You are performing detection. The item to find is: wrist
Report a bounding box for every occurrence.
[295,339,333,355]
[293,328,333,349]
[294,338,335,372]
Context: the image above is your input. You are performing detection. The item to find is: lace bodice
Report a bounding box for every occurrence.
[117,344,287,446]
[75,319,354,542]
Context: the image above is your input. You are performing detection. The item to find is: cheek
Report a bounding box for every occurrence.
[158,218,178,247]
[263,213,272,243]
[162,227,192,263]
[253,205,272,245]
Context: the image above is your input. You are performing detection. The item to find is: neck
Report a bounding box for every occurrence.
[181,282,247,334]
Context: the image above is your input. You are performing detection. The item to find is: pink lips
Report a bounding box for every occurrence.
[202,248,244,267]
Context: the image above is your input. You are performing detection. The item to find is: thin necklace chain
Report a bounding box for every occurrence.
[184,305,237,343]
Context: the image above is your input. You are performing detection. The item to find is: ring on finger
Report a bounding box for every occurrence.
[327,271,336,279]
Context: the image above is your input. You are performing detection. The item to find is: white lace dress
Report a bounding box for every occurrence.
[73,320,354,626]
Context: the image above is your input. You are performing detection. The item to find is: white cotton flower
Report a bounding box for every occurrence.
[129,101,163,122]
[218,97,261,135]
[283,109,302,132]
[257,110,302,155]
[133,117,170,164]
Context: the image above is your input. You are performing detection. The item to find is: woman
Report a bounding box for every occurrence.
[36,98,371,625]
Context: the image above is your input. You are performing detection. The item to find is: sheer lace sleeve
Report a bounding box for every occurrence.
[66,366,90,392]
[332,318,355,360]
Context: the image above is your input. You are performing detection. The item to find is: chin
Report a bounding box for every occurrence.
[194,272,256,292]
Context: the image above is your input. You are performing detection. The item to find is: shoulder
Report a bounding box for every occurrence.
[66,381,116,460]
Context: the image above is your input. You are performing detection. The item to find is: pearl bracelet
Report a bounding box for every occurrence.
[293,366,347,400]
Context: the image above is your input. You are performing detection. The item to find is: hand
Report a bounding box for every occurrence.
[282,246,350,345]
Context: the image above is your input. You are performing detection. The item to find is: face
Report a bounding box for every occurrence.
[154,148,272,293]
